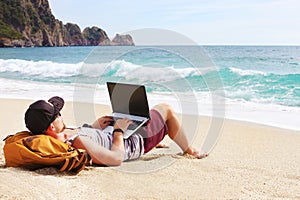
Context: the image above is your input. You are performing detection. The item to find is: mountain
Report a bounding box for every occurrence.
[0,0,134,47]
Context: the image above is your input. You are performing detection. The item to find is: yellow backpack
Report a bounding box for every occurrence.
[3,131,89,174]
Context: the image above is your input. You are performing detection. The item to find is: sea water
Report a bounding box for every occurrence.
[0,46,299,130]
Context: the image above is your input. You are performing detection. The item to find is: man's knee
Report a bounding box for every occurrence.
[157,103,172,109]
[153,103,172,111]
[153,103,173,120]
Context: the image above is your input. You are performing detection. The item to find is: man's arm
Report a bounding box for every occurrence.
[72,118,131,166]
[91,116,114,130]
[72,134,124,166]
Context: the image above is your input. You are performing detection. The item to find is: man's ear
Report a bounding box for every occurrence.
[45,124,56,138]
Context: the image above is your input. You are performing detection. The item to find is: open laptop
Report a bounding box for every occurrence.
[106,82,150,138]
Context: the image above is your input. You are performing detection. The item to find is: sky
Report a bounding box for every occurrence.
[48,0,300,45]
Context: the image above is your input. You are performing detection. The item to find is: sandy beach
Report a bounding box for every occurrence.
[0,98,300,199]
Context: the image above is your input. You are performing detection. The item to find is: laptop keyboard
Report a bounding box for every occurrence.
[111,117,143,130]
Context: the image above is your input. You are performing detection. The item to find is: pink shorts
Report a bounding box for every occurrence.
[137,109,168,153]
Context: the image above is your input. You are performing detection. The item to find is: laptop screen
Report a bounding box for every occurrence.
[107,82,150,118]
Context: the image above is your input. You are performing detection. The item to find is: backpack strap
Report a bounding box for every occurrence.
[59,150,91,173]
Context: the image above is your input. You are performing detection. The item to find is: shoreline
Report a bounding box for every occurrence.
[1,97,300,198]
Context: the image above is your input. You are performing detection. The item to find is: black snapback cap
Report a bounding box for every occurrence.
[25,96,64,134]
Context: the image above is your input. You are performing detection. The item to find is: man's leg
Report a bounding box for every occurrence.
[153,103,208,159]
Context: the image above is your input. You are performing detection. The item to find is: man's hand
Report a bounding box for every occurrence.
[92,116,114,130]
[113,118,132,133]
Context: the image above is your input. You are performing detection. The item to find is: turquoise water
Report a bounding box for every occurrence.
[0,46,299,108]
[209,46,300,107]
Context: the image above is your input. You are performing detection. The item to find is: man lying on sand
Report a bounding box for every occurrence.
[24,96,208,166]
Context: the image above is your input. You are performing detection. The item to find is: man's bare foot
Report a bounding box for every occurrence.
[185,147,209,159]
[195,152,209,159]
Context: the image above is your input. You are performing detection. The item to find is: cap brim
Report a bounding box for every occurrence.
[48,96,64,111]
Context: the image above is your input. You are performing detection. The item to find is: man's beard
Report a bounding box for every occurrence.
[62,123,67,132]
[59,123,67,133]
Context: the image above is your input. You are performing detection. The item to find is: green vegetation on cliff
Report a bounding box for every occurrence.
[0,0,24,39]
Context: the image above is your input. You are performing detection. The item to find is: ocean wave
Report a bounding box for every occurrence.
[115,61,203,82]
[0,58,209,82]
[225,66,300,76]
[220,66,300,86]
[84,59,207,82]
[1,58,300,109]
[0,59,82,78]
[227,67,267,76]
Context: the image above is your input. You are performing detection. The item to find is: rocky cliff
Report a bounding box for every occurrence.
[0,0,134,47]
[112,34,135,46]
